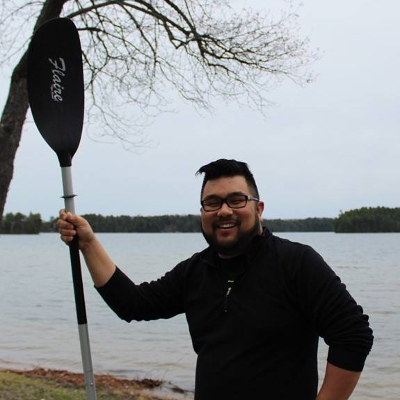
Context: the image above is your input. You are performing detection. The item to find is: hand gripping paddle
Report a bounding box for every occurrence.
[27,18,97,400]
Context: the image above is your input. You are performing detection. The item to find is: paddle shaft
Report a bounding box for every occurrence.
[61,166,97,400]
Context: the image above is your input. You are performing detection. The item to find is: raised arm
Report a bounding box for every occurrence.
[57,210,116,287]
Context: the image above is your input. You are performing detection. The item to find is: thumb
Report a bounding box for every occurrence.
[65,212,86,227]
[66,213,94,242]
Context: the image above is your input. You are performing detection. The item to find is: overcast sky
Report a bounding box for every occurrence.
[2,0,399,220]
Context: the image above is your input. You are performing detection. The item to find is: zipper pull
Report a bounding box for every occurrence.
[224,280,235,313]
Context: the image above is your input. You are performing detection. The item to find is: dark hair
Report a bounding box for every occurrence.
[196,159,260,198]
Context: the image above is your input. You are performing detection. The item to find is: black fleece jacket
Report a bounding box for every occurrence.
[97,230,373,400]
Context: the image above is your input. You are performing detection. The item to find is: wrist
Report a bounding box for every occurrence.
[79,235,97,253]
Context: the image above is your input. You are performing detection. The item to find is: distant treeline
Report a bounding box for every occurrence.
[335,207,400,233]
[74,214,201,233]
[50,214,335,233]
[2,212,335,234]
[0,212,42,234]
[38,214,202,233]
[2,207,399,234]
[0,213,42,234]
[266,218,334,232]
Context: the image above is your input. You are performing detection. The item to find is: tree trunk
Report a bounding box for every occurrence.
[0,0,69,223]
[0,53,29,222]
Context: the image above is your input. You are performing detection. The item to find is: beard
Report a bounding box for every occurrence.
[201,214,261,258]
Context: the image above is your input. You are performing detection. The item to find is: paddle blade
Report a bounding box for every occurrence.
[27,18,84,167]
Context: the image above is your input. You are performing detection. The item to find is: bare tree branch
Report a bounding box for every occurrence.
[0,0,318,218]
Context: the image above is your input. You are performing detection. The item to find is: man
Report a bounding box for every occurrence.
[58,159,373,400]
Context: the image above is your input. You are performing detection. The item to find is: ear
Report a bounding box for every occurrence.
[256,201,264,220]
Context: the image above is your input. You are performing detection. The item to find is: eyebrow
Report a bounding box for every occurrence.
[202,191,246,200]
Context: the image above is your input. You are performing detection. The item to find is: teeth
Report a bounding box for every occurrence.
[219,223,235,228]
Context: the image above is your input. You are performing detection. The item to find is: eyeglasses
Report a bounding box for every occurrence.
[201,193,259,212]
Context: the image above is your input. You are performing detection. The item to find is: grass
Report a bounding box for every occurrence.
[0,369,190,400]
[0,371,87,400]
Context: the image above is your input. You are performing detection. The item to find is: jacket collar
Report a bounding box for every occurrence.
[201,227,272,268]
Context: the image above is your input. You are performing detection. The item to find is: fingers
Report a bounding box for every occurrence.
[58,209,84,227]
[58,209,77,223]
[57,209,77,243]
[57,209,94,246]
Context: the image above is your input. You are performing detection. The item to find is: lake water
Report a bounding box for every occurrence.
[0,232,399,399]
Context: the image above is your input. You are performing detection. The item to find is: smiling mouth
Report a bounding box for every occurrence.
[219,223,236,229]
[214,220,239,230]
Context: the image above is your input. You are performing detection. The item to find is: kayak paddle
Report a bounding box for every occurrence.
[27,17,97,400]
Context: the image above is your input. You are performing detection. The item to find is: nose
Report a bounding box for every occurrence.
[217,201,233,217]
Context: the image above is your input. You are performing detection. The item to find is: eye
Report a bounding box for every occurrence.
[228,195,246,205]
[229,198,243,205]
[203,198,221,207]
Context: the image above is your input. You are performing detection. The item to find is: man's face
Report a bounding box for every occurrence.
[200,176,264,258]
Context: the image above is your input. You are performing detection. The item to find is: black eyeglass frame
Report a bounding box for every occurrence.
[201,193,259,212]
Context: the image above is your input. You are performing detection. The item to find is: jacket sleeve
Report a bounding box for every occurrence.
[96,263,186,322]
[295,246,373,372]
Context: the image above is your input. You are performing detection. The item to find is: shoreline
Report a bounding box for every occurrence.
[0,367,194,400]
